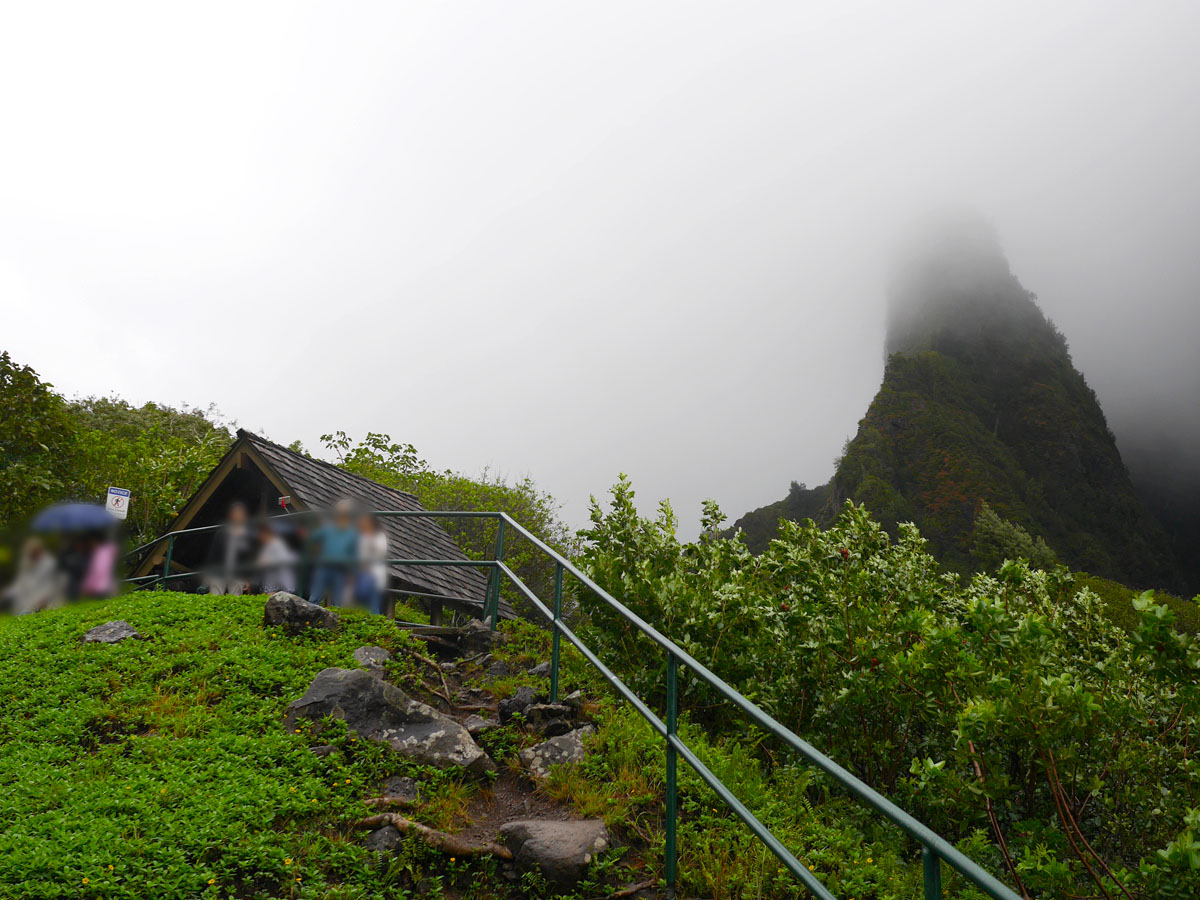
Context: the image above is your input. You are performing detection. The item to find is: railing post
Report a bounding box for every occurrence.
[923,846,942,900]
[159,534,175,591]
[488,517,506,630]
[665,652,679,899]
[550,562,564,703]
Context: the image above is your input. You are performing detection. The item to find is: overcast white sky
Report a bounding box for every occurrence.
[3,2,1198,535]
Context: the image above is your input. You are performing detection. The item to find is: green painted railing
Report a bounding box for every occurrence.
[127,510,1024,900]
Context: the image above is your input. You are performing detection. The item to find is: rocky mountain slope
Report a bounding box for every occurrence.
[736,218,1186,592]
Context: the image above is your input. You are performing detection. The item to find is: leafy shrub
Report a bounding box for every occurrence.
[577,479,1200,899]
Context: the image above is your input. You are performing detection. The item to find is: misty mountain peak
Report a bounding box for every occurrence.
[885,213,1051,359]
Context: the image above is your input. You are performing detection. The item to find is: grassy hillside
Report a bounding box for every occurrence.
[1,592,1012,900]
[0,593,436,899]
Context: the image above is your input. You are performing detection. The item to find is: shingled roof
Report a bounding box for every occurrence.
[235,431,504,616]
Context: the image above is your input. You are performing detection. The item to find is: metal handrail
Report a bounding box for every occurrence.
[128,509,1022,900]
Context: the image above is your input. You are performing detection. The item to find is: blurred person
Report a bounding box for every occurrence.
[307,500,358,607]
[291,521,312,597]
[80,529,118,598]
[2,537,64,615]
[256,521,297,594]
[355,514,388,616]
[204,502,256,595]
[58,535,91,601]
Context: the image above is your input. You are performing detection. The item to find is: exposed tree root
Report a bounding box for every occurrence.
[363,796,417,809]
[610,878,656,897]
[355,813,513,860]
[411,649,454,703]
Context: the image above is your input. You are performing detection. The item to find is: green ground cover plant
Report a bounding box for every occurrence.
[0,592,510,900]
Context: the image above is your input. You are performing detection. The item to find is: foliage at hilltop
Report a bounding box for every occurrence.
[0,351,80,531]
[0,351,233,547]
[69,398,233,544]
[577,478,1200,899]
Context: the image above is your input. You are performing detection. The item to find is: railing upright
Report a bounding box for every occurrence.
[159,534,175,591]
[924,846,943,900]
[550,562,564,703]
[665,652,679,899]
[488,517,506,629]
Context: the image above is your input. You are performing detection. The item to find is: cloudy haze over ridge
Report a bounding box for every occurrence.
[3,2,1198,534]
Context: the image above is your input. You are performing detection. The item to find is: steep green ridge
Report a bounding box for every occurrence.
[736,219,1183,591]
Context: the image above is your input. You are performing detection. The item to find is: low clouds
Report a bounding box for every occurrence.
[2,2,1197,535]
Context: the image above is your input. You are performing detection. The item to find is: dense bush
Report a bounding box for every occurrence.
[68,397,233,545]
[0,351,80,532]
[577,478,1200,899]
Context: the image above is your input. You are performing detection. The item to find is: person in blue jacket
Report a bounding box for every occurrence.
[307,500,359,607]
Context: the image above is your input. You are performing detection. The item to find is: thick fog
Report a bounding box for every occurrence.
[3,2,1198,535]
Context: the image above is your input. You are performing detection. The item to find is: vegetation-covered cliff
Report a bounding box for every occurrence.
[736,218,1186,592]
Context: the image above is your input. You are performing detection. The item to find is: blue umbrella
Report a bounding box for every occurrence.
[31,502,117,533]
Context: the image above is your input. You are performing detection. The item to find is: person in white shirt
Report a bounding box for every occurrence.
[255,521,297,594]
[355,515,389,615]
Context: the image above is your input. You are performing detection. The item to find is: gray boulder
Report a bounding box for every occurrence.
[353,646,391,677]
[500,820,609,890]
[82,621,142,644]
[264,592,339,634]
[284,668,494,775]
[498,685,540,724]
[527,661,552,677]
[463,714,497,738]
[519,726,595,780]
[364,825,403,853]
[460,619,506,654]
[523,703,573,737]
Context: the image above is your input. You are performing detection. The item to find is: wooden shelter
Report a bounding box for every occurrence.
[132,430,510,621]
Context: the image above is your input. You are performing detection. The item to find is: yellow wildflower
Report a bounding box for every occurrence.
[82,878,89,884]
[207,878,215,885]
[285,858,293,866]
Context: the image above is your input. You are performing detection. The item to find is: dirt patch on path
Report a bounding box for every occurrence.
[454,769,577,846]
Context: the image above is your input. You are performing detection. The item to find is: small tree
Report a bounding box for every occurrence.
[970,500,1057,571]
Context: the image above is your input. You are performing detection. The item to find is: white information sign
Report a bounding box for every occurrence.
[106,487,131,520]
